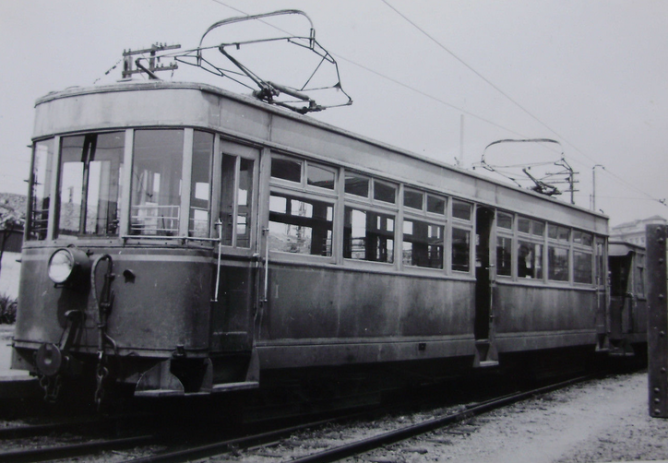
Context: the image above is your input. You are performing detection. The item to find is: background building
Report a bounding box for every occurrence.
[610,215,668,246]
[0,193,26,298]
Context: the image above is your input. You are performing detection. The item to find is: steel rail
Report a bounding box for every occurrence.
[288,375,592,463]
[0,418,99,440]
[0,412,151,439]
[119,416,341,463]
[116,375,591,463]
[0,434,154,463]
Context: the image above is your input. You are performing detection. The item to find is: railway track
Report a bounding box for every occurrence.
[0,434,154,463]
[123,375,594,463]
[0,374,598,463]
[287,375,591,463]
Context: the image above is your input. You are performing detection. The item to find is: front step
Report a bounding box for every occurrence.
[212,381,259,393]
[474,339,499,368]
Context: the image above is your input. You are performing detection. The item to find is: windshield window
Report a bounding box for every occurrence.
[189,131,214,237]
[57,132,124,238]
[28,139,55,240]
[130,130,183,236]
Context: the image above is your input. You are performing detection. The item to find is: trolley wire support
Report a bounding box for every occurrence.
[122,43,181,80]
[473,138,578,204]
[120,10,352,114]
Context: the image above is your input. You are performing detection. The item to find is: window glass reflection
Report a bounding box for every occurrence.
[131,130,183,236]
[58,132,124,238]
[402,219,443,268]
[29,139,55,240]
[518,241,543,279]
[307,164,335,189]
[345,172,369,197]
[269,194,333,256]
[452,200,472,221]
[189,131,213,238]
[271,157,301,183]
[344,207,394,262]
[452,228,470,271]
[404,189,423,210]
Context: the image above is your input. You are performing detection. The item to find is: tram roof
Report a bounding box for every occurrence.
[35,80,607,223]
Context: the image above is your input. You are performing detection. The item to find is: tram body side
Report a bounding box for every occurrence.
[11,82,614,401]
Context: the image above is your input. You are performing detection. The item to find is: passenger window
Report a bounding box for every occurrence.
[426,195,446,215]
[344,207,394,263]
[451,227,470,272]
[496,236,512,276]
[307,164,335,190]
[59,132,125,238]
[452,200,472,221]
[271,157,301,183]
[269,193,333,256]
[188,131,214,238]
[574,251,593,284]
[497,212,513,230]
[28,139,55,240]
[402,219,444,269]
[548,224,570,242]
[374,181,396,204]
[404,189,423,210]
[548,247,569,281]
[345,172,369,197]
[573,230,593,246]
[518,241,543,279]
[220,154,254,248]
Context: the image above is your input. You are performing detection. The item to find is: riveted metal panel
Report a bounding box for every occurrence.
[647,224,668,418]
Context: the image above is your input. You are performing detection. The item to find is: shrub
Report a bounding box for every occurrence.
[0,293,17,324]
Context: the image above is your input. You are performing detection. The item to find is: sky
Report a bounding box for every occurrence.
[0,0,666,227]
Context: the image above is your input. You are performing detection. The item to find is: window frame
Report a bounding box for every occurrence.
[495,211,514,278]
[212,138,260,254]
[53,131,126,240]
[449,199,473,275]
[572,228,595,285]
[268,153,339,264]
[27,137,56,241]
[270,153,338,198]
[547,222,571,283]
[516,216,546,282]
[401,188,447,271]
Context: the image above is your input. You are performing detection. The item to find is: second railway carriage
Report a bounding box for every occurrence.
[12,80,610,403]
[608,241,647,356]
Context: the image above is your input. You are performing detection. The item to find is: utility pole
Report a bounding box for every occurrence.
[459,114,465,168]
[592,164,604,211]
[122,43,180,79]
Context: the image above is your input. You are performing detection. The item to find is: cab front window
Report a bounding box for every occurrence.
[57,132,124,238]
[130,130,184,236]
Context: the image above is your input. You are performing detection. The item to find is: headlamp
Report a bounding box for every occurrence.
[47,248,90,286]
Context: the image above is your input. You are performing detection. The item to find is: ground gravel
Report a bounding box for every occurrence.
[352,372,668,463]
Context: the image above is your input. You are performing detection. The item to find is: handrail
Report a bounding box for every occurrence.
[120,234,220,242]
[213,220,223,303]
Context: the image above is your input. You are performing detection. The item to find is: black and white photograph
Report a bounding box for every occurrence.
[0,1,667,462]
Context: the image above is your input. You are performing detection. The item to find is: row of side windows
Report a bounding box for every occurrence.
[270,154,601,285]
[268,153,475,273]
[495,212,601,284]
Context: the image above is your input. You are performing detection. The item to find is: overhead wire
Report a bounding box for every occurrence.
[206,0,533,138]
[380,0,665,207]
[208,0,664,207]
